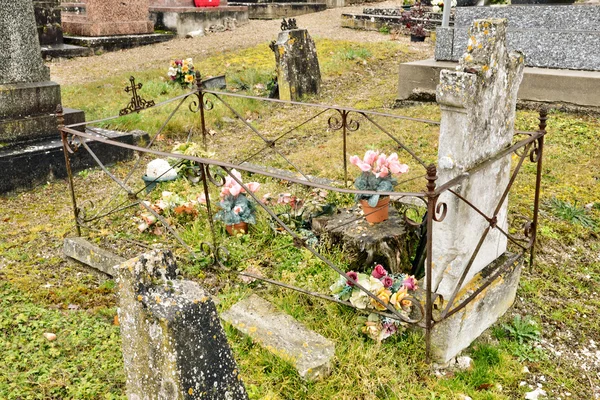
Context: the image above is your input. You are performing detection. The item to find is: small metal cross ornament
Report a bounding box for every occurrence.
[280,18,298,31]
[119,76,156,116]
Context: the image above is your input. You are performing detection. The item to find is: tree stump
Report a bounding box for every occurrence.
[312,206,418,274]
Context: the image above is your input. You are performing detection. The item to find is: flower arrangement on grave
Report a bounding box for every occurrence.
[430,0,457,13]
[137,191,206,234]
[400,3,429,41]
[167,58,196,88]
[330,264,419,342]
[349,150,409,223]
[261,190,335,245]
[215,169,260,235]
[168,142,215,183]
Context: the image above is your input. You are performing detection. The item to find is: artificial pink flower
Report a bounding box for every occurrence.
[246,182,260,193]
[363,150,379,165]
[376,166,389,178]
[372,264,387,279]
[382,275,394,288]
[197,192,207,204]
[349,155,361,166]
[229,184,242,197]
[376,153,388,169]
[403,276,418,291]
[357,161,372,172]
[346,271,358,287]
[233,205,243,214]
[389,162,409,174]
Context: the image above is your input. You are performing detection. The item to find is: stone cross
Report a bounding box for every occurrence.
[432,19,525,299]
[115,250,248,400]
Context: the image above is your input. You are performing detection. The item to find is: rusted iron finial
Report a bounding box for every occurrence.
[538,107,548,133]
[426,163,438,195]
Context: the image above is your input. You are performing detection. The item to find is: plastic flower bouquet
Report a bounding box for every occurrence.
[349,150,409,222]
[330,264,419,342]
[431,0,457,13]
[215,169,260,234]
[167,58,196,88]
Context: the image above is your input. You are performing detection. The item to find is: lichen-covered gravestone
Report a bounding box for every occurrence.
[430,19,525,362]
[115,250,248,399]
[0,0,61,143]
[272,25,321,101]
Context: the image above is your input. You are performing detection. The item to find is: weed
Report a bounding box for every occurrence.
[502,315,541,344]
[547,197,597,228]
[337,48,372,61]
[379,25,391,35]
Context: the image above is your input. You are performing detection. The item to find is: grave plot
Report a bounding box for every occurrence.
[57,21,549,395]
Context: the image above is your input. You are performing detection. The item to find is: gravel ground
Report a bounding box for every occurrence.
[49,1,433,85]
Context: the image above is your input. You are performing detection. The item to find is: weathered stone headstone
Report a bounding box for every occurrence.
[272,26,321,101]
[430,18,525,361]
[33,0,91,59]
[115,250,248,399]
[62,0,154,36]
[222,294,335,380]
[0,0,60,143]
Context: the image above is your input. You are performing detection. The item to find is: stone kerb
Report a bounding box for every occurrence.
[435,5,600,71]
[433,19,524,300]
[114,250,248,399]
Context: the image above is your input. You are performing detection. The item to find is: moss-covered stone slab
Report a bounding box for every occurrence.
[221,294,335,380]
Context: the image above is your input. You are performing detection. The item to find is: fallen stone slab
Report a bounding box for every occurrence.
[221,294,334,380]
[63,237,124,276]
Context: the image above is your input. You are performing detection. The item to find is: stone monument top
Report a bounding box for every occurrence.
[0,0,50,84]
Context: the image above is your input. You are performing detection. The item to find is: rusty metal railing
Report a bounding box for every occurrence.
[58,72,546,361]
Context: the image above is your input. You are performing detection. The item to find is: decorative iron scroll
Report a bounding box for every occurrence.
[119,76,155,116]
[281,18,297,31]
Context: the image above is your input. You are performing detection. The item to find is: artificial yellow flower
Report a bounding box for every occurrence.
[185,74,194,83]
[170,60,177,67]
[182,65,190,73]
[370,287,391,311]
[390,287,412,310]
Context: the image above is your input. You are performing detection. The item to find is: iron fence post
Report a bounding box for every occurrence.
[530,108,547,266]
[58,105,81,237]
[425,163,438,362]
[196,72,208,149]
[342,110,348,188]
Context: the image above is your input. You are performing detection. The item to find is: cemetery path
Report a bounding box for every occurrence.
[49,1,433,86]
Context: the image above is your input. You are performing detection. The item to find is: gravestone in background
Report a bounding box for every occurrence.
[272,24,321,101]
[62,0,154,36]
[33,0,91,58]
[430,18,526,362]
[0,0,62,144]
[435,5,600,71]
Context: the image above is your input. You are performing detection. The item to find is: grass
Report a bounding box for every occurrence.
[2,36,600,399]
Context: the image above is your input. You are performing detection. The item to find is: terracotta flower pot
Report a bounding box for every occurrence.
[226,222,248,235]
[360,197,390,223]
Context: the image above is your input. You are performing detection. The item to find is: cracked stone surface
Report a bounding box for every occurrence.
[221,294,335,380]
